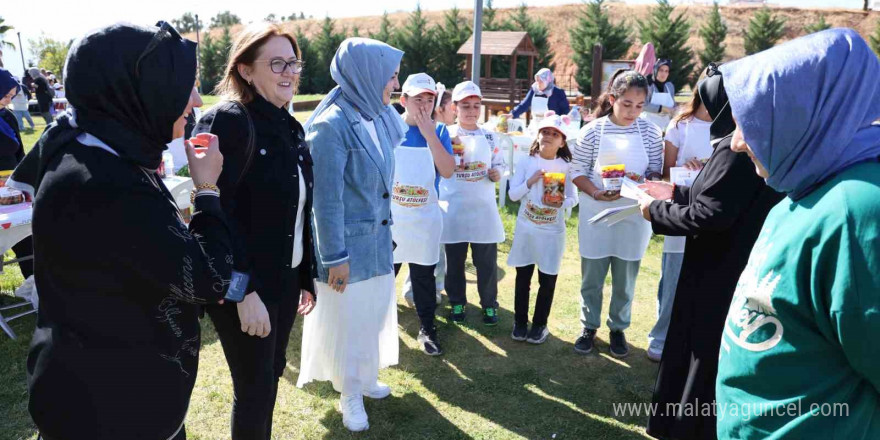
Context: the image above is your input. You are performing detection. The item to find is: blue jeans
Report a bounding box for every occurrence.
[648,252,684,354]
[13,110,34,130]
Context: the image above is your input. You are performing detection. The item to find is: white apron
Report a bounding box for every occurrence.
[507,158,569,275]
[578,120,653,261]
[391,146,442,265]
[643,89,676,132]
[440,135,505,244]
[663,119,712,254]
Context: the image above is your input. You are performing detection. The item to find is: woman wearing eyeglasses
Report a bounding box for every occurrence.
[193,23,315,440]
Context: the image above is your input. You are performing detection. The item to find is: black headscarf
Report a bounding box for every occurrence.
[9,22,196,195]
[650,58,672,91]
[698,66,735,145]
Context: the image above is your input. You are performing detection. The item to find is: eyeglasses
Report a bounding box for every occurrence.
[136,21,182,79]
[255,59,304,74]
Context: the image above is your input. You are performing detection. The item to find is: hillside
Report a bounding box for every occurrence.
[197,3,880,92]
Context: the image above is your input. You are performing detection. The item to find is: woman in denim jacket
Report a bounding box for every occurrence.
[296,38,406,433]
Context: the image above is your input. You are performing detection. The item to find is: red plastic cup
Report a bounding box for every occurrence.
[188,136,209,155]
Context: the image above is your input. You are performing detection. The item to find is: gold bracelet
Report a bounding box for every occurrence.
[190,183,220,204]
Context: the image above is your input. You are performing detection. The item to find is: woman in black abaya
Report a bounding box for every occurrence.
[638,68,784,440]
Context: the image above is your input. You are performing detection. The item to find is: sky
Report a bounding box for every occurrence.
[1,0,872,77]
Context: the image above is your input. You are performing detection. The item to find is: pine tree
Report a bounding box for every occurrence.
[209,11,241,29]
[172,12,198,33]
[393,4,434,82]
[506,3,555,80]
[803,15,830,35]
[351,26,360,37]
[199,32,223,93]
[569,0,631,94]
[483,0,500,31]
[312,17,347,93]
[294,27,319,94]
[638,0,695,90]
[369,12,395,43]
[217,27,233,59]
[871,19,880,57]
[744,7,786,55]
[698,2,727,67]
[432,7,471,87]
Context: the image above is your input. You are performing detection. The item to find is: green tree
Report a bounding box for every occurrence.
[743,7,786,55]
[210,11,241,29]
[172,12,198,33]
[198,32,223,93]
[698,2,727,68]
[569,0,631,94]
[312,17,347,93]
[351,26,360,37]
[506,3,555,78]
[483,0,501,31]
[264,14,278,23]
[29,36,71,79]
[431,6,471,86]
[369,12,395,43]
[393,4,434,82]
[803,15,830,35]
[294,27,320,94]
[638,0,695,90]
[0,17,16,50]
[871,20,880,57]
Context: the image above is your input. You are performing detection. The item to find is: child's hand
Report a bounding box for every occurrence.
[488,168,501,182]
[527,169,545,188]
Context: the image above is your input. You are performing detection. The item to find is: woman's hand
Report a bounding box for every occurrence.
[297,290,316,316]
[592,190,622,202]
[527,169,545,188]
[488,168,501,182]
[684,158,704,171]
[639,197,653,221]
[638,181,675,201]
[185,133,223,187]
[328,262,350,293]
[237,292,271,338]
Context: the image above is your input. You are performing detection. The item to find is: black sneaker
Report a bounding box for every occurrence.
[609,330,630,358]
[526,325,550,344]
[417,326,443,356]
[450,304,466,324]
[482,307,499,326]
[574,328,597,354]
[511,322,528,341]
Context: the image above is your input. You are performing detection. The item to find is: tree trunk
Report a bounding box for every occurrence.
[865,0,870,12]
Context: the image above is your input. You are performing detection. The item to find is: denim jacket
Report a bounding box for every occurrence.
[307,98,396,284]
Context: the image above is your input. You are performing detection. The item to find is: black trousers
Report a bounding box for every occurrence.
[207,288,300,440]
[12,236,33,278]
[395,263,437,329]
[444,242,498,309]
[41,425,186,440]
[514,265,558,327]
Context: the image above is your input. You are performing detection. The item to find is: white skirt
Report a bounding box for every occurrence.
[506,221,566,275]
[296,273,398,395]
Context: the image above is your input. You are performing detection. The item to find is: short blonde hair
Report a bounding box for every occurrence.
[214,22,301,105]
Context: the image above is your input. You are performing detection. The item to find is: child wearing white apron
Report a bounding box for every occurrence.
[506,116,578,344]
[392,73,456,356]
[441,81,507,326]
[571,71,663,358]
[646,101,713,362]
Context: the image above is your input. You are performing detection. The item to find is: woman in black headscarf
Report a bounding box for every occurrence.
[637,66,784,440]
[11,22,233,440]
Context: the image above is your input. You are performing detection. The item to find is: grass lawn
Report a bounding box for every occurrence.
[2,118,663,440]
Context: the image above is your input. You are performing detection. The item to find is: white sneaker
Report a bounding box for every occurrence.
[340,394,369,432]
[363,381,391,399]
[404,290,415,307]
[647,349,662,363]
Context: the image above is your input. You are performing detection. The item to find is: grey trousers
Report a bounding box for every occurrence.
[580,256,642,331]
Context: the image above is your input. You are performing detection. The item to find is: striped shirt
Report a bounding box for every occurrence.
[571,116,664,181]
